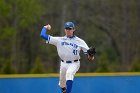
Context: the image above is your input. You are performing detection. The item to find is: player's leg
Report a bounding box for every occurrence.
[66,62,80,93]
[59,62,67,93]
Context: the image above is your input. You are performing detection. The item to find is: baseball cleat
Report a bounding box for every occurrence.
[62,87,66,93]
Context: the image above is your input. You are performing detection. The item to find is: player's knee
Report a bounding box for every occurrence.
[66,72,74,80]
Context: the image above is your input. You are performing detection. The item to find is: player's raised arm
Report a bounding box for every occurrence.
[40,24,51,40]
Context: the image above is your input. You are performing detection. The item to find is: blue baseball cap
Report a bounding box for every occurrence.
[64,22,75,29]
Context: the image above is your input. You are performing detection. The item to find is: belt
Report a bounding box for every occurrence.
[61,60,79,63]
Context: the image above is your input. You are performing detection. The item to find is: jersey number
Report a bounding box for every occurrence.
[73,50,78,55]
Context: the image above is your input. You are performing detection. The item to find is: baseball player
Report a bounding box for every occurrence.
[40,22,96,93]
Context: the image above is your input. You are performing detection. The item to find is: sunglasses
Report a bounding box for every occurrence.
[65,28,73,30]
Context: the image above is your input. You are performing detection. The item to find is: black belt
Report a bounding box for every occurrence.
[61,60,79,63]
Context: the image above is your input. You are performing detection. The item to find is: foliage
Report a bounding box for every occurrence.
[30,57,46,74]
[96,52,110,72]
[0,0,140,73]
[1,61,16,74]
[129,57,140,72]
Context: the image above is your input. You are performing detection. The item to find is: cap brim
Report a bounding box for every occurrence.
[65,27,74,29]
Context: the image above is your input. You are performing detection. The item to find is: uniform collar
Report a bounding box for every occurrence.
[64,35,76,39]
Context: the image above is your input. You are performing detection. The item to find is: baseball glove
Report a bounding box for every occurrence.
[87,47,96,60]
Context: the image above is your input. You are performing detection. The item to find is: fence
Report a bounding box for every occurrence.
[0,73,140,93]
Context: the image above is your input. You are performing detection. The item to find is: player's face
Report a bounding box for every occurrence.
[64,28,75,37]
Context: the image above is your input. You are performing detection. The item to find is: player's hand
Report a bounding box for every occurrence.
[44,24,51,30]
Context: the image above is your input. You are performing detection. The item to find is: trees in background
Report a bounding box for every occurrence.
[0,0,140,74]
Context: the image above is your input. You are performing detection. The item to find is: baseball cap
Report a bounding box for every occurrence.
[64,22,75,29]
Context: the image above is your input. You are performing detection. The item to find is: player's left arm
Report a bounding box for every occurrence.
[80,40,96,61]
